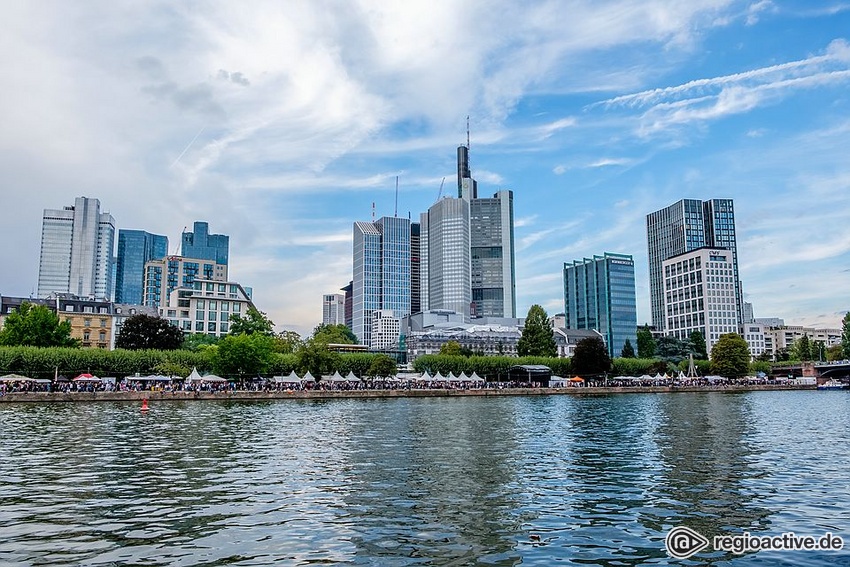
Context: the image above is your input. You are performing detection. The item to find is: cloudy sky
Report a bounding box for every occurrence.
[1,0,848,335]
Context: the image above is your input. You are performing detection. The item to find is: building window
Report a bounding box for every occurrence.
[196,311,204,321]
[209,300,217,310]
[84,319,91,327]
[208,322,216,332]
[220,312,229,322]
[233,303,241,313]
[100,319,107,327]
[83,332,90,341]
[197,300,205,309]
[221,302,229,311]
[195,321,204,332]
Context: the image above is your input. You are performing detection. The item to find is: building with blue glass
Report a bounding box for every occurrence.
[181,221,229,266]
[563,253,637,358]
[115,230,168,305]
[352,216,411,346]
[646,199,741,331]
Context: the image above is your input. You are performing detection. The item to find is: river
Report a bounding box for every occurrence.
[0,391,848,565]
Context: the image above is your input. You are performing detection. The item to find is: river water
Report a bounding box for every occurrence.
[0,391,848,566]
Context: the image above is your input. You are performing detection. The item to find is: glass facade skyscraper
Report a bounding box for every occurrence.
[352,217,411,345]
[38,197,115,299]
[470,190,516,318]
[646,199,741,331]
[181,221,229,266]
[420,198,471,317]
[563,253,637,358]
[115,230,168,305]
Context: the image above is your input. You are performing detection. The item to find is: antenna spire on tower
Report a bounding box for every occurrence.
[466,115,470,150]
[394,176,399,217]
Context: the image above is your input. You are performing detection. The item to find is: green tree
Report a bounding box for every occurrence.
[620,339,635,358]
[212,333,274,378]
[775,347,793,362]
[0,303,78,348]
[153,361,190,378]
[312,324,357,345]
[367,355,397,378]
[636,325,656,359]
[827,344,845,362]
[182,333,220,351]
[275,330,304,353]
[792,335,812,361]
[439,340,464,356]
[842,312,850,358]
[517,305,556,357]
[115,314,184,350]
[228,307,275,336]
[710,333,751,378]
[689,330,708,360]
[655,335,691,362]
[295,340,340,378]
[571,336,612,376]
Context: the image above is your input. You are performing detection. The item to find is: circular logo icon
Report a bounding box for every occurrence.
[666,526,710,559]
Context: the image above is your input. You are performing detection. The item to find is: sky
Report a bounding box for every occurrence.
[1,0,849,336]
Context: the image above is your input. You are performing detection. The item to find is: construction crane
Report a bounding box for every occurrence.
[436,177,446,201]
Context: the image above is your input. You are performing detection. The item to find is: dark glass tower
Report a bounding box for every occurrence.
[181,221,229,266]
[115,229,168,305]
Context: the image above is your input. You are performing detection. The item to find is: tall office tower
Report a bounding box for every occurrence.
[142,256,228,309]
[563,253,637,358]
[662,248,740,352]
[181,221,229,266]
[410,222,421,314]
[115,230,168,305]
[351,216,411,344]
[419,197,471,317]
[341,281,353,330]
[470,191,516,318]
[38,196,115,299]
[457,143,517,318]
[646,199,741,331]
[322,293,345,326]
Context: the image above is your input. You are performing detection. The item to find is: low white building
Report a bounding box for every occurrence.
[371,309,401,350]
[763,325,842,358]
[159,278,255,337]
[741,323,767,359]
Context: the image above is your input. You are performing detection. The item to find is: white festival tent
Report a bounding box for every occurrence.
[458,372,470,381]
[345,371,360,382]
[417,372,432,382]
[328,371,347,383]
[432,372,445,381]
[302,371,316,383]
[469,372,484,383]
[200,374,227,383]
[186,368,203,383]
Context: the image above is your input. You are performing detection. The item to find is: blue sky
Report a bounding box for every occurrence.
[1,0,848,335]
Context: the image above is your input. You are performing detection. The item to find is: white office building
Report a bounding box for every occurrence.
[371,309,401,350]
[322,294,345,326]
[420,197,471,318]
[38,197,115,300]
[662,247,740,353]
[160,278,255,337]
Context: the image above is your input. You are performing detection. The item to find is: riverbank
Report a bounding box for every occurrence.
[0,383,816,403]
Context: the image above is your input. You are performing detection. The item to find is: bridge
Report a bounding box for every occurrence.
[773,361,850,381]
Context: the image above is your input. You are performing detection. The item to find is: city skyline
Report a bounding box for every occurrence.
[1,2,849,334]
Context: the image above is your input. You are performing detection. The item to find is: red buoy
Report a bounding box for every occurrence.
[141,398,149,411]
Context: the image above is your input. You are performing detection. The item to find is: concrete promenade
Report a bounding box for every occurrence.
[0,384,816,404]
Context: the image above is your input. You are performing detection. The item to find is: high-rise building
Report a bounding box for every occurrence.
[371,309,401,350]
[341,281,353,330]
[143,256,228,309]
[38,196,115,299]
[322,293,345,326]
[410,222,421,314]
[457,144,517,318]
[563,253,637,358]
[646,198,741,331]
[115,230,168,305]
[661,247,739,352]
[419,197,471,317]
[470,191,516,318]
[351,216,411,344]
[181,221,229,266]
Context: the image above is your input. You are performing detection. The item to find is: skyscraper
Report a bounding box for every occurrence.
[457,144,517,318]
[181,221,229,266]
[115,230,168,305]
[419,197,471,317]
[410,222,421,314]
[646,199,741,331]
[352,216,411,344]
[38,196,115,299]
[322,293,345,326]
[563,253,637,358]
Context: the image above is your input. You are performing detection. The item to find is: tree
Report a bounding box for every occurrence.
[828,344,845,362]
[620,339,635,358]
[792,335,812,361]
[182,333,220,351]
[312,324,357,345]
[689,330,708,360]
[228,307,275,336]
[842,312,850,358]
[710,333,751,378]
[655,336,691,362]
[212,333,274,377]
[517,305,557,357]
[367,355,398,378]
[571,336,612,376]
[115,314,183,350]
[0,303,78,348]
[295,339,340,378]
[637,325,656,359]
[275,330,304,353]
[439,341,464,356]
[775,347,792,362]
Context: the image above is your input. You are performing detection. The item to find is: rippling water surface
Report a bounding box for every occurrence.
[1,391,849,566]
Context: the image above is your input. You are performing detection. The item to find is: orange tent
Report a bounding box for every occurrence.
[569,376,584,382]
